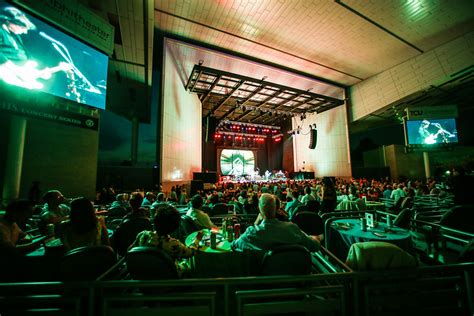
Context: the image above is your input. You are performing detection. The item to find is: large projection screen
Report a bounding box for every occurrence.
[219,149,256,177]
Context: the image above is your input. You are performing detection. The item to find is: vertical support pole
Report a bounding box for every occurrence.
[2,116,27,202]
[423,151,431,179]
[131,117,139,165]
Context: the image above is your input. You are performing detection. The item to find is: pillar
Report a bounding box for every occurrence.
[2,116,27,202]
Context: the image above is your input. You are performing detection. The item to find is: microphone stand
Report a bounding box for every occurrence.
[39,32,101,95]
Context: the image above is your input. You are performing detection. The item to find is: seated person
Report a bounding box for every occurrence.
[285,189,302,219]
[122,192,149,223]
[232,193,320,252]
[186,194,215,229]
[0,200,43,254]
[109,193,131,210]
[40,190,70,225]
[59,197,110,252]
[150,192,167,217]
[301,186,316,205]
[142,192,156,208]
[133,204,199,275]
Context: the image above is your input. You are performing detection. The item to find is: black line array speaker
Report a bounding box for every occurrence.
[205,116,217,142]
[309,129,317,149]
[191,180,204,195]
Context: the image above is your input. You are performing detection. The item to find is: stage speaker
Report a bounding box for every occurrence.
[193,172,218,183]
[309,129,317,149]
[191,180,204,195]
[205,116,217,142]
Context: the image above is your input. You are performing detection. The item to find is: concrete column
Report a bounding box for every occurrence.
[423,151,431,179]
[131,117,139,165]
[2,116,27,202]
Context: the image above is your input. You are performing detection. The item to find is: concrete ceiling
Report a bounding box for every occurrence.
[83,0,474,129]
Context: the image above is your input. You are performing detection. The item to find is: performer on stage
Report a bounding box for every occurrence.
[418,119,455,144]
[264,170,271,180]
[0,6,71,89]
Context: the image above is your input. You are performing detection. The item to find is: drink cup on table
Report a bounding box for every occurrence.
[194,230,204,247]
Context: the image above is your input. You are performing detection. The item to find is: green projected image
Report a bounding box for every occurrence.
[220,149,255,176]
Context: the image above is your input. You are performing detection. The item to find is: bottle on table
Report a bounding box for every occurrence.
[193,230,204,247]
[226,225,234,242]
[210,231,217,249]
[234,223,241,239]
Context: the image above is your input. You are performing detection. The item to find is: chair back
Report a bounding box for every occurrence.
[291,211,324,236]
[107,206,128,218]
[60,245,117,281]
[306,199,320,213]
[292,204,308,218]
[393,208,414,228]
[212,203,230,215]
[233,202,245,214]
[174,215,201,242]
[345,242,417,271]
[261,244,312,276]
[113,217,153,256]
[201,205,213,216]
[457,240,474,263]
[126,246,179,280]
[440,205,474,233]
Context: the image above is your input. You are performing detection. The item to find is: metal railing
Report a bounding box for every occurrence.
[0,263,471,316]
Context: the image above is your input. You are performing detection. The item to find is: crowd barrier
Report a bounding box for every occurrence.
[0,263,472,316]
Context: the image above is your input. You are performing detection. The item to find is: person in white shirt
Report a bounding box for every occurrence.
[186,194,214,229]
[390,184,406,206]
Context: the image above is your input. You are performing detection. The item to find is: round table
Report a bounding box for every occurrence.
[185,230,262,278]
[185,229,232,253]
[328,218,411,260]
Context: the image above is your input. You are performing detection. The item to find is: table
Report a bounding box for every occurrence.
[328,218,411,260]
[184,230,264,278]
[185,229,232,253]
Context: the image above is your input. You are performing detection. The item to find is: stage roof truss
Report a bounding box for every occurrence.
[186,64,345,126]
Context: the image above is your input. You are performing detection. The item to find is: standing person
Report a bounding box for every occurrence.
[319,177,337,213]
[232,193,320,252]
[390,184,406,207]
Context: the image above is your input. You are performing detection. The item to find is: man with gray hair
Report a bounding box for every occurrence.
[232,193,320,252]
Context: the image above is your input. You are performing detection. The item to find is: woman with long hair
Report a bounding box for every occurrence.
[60,197,110,251]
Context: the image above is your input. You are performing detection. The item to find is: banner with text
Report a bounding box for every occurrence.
[0,85,99,130]
[13,0,114,55]
[406,105,458,120]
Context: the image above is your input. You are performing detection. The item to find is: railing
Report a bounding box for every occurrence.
[0,263,472,316]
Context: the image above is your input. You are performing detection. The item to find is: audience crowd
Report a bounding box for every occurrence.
[0,170,471,279]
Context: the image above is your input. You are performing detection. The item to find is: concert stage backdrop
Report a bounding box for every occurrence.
[219,149,256,177]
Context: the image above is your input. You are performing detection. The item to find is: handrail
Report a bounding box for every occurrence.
[1,263,472,316]
[96,256,127,281]
[318,246,352,272]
